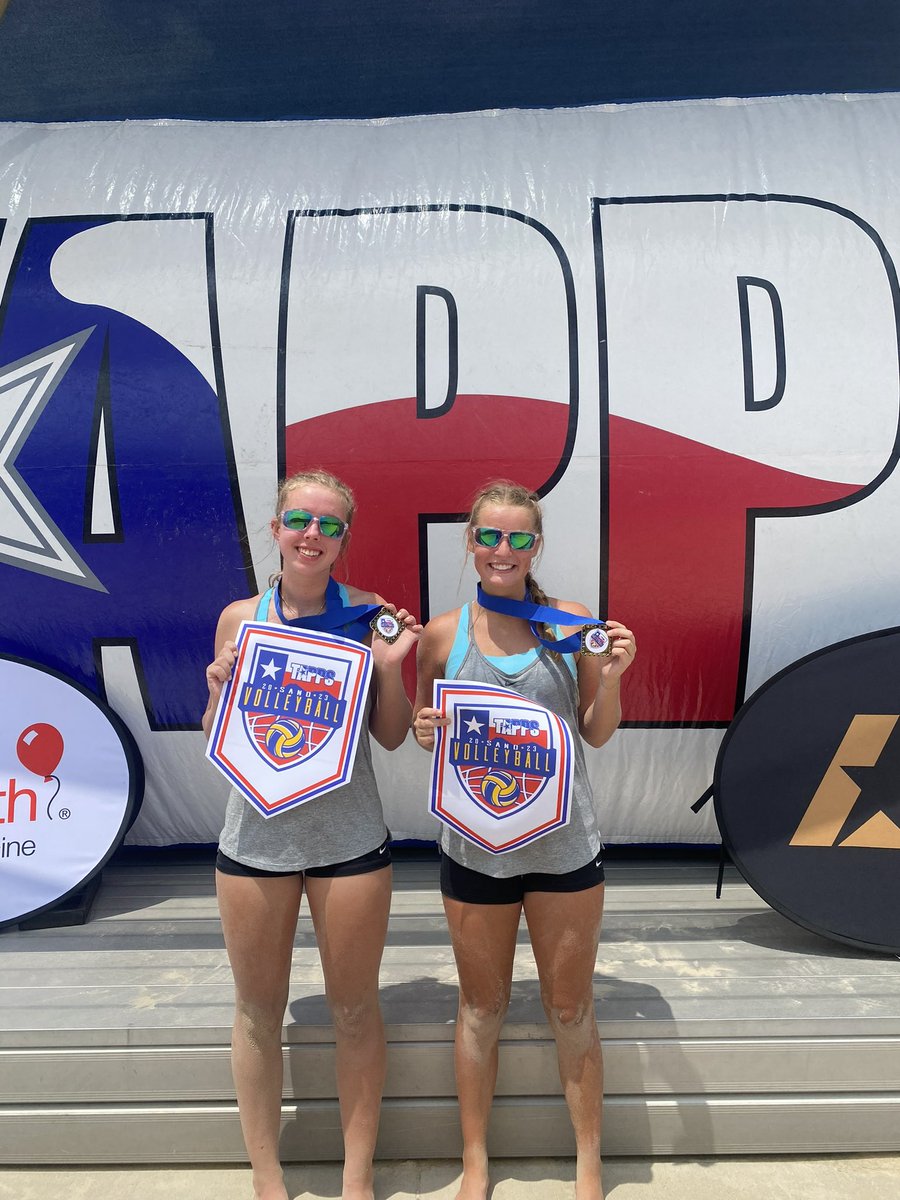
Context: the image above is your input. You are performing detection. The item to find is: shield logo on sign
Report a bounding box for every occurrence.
[451,705,556,821]
[240,646,347,772]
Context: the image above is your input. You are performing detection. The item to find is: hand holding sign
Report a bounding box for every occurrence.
[206,640,239,707]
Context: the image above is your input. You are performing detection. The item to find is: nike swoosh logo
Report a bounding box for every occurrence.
[379,844,388,854]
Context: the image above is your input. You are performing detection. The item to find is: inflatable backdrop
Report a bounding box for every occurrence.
[2,94,899,846]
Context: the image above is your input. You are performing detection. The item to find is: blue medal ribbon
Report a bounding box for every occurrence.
[273,577,382,644]
[476,584,607,655]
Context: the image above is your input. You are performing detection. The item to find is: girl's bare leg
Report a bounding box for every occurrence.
[443,895,522,1200]
[217,869,304,1200]
[524,884,606,1200]
[305,865,392,1200]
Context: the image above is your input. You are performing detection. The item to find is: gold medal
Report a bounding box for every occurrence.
[370,608,403,644]
[580,623,612,657]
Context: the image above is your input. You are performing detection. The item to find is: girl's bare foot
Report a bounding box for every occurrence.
[252,1172,289,1200]
[341,1164,375,1200]
[455,1149,490,1200]
[574,1158,604,1200]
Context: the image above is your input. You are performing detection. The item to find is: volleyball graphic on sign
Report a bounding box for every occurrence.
[480,770,521,809]
[264,718,306,761]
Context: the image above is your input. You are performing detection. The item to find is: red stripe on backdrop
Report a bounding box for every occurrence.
[607,416,861,723]
[287,400,859,721]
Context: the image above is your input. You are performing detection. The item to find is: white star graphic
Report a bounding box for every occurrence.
[259,658,279,680]
[464,714,484,734]
[0,328,105,590]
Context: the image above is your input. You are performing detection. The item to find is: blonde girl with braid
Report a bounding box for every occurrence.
[413,480,635,1200]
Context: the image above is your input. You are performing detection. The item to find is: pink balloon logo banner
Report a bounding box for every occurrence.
[206,622,373,816]
[0,655,142,930]
[429,680,573,854]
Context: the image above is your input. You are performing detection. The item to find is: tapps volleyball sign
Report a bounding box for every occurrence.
[430,680,573,853]
[206,622,373,816]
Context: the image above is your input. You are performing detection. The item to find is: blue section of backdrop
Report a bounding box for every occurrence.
[1,0,899,121]
[0,217,253,727]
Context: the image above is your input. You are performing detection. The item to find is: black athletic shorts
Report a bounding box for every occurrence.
[440,850,604,905]
[215,832,392,879]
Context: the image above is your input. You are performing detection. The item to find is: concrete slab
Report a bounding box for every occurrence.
[0,1156,898,1199]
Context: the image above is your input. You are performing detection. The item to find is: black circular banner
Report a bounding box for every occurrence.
[715,626,900,954]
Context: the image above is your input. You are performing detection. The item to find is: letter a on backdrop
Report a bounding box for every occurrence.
[429,680,573,853]
[207,622,372,816]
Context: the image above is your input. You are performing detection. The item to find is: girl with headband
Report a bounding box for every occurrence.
[203,468,421,1200]
[413,480,635,1200]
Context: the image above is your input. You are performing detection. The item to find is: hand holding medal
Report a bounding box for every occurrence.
[593,618,637,682]
[369,603,424,665]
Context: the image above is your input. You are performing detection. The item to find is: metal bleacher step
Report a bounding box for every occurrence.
[1,850,899,1163]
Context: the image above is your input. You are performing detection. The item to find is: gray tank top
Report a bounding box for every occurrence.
[440,604,603,877]
[217,585,387,871]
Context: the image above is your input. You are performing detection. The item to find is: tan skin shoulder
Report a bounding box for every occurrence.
[213,596,262,651]
[335,583,391,625]
[412,607,463,750]
[338,583,397,642]
[415,606,462,675]
[340,582,376,608]
[552,597,593,621]
[421,606,463,651]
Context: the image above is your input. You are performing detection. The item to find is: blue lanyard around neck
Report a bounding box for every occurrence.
[273,577,381,644]
[476,584,606,655]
